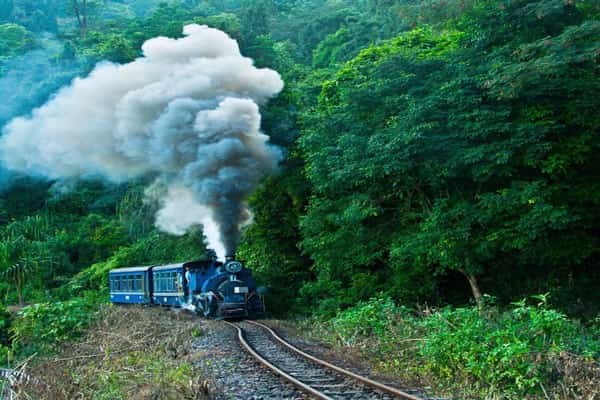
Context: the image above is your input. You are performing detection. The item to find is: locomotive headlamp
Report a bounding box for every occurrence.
[225,261,242,273]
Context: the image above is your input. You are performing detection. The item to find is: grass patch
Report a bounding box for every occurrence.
[15,305,210,400]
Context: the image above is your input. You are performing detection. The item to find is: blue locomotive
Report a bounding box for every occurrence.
[108,252,265,319]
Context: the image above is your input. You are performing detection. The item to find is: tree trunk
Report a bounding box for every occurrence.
[72,0,87,36]
[460,269,483,307]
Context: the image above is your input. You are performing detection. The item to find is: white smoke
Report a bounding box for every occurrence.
[0,24,284,259]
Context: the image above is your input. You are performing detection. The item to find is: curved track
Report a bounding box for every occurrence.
[225,320,425,400]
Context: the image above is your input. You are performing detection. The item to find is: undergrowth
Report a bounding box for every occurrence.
[13,306,210,400]
[298,296,600,400]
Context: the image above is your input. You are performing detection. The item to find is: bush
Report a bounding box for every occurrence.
[307,295,599,399]
[331,296,399,344]
[11,295,100,354]
[417,298,599,397]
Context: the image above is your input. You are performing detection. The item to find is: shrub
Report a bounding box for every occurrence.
[11,295,100,354]
[416,297,599,396]
[331,296,399,344]
[308,295,599,399]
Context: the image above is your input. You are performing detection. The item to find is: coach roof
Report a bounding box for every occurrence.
[109,266,153,274]
[152,263,185,272]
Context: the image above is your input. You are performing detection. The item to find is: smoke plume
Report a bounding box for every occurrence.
[0,24,284,259]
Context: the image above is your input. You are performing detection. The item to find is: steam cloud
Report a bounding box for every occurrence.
[0,25,284,259]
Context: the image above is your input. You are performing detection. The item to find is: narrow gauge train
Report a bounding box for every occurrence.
[108,253,264,319]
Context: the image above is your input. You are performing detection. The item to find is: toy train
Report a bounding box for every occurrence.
[108,252,265,319]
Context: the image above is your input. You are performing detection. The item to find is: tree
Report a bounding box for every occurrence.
[0,23,33,60]
[70,0,101,36]
[0,216,56,306]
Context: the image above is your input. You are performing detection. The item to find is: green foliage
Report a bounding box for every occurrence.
[310,296,599,399]
[0,304,11,347]
[0,214,61,305]
[238,167,312,315]
[297,1,600,311]
[11,295,99,353]
[0,23,34,59]
[330,296,399,342]
[68,230,206,294]
[417,299,599,397]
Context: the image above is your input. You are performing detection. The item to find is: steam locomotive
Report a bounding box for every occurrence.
[108,251,265,319]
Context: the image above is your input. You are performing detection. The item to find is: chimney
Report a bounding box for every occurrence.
[225,254,236,262]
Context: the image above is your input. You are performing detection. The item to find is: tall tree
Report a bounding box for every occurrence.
[71,0,88,35]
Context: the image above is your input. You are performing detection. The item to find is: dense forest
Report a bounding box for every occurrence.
[0,1,599,398]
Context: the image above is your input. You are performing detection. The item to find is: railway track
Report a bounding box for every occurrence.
[225,320,426,400]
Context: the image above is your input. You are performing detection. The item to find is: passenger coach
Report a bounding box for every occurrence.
[108,266,152,304]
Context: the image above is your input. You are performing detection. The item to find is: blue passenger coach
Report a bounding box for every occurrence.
[109,266,153,304]
[152,264,185,306]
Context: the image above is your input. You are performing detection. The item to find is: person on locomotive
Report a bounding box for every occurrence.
[184,265,192,303]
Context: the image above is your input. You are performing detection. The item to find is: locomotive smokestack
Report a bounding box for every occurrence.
[225,254,236,262]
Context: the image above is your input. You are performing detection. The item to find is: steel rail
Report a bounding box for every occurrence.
[223,321,335,400]
[247,320,423,400]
